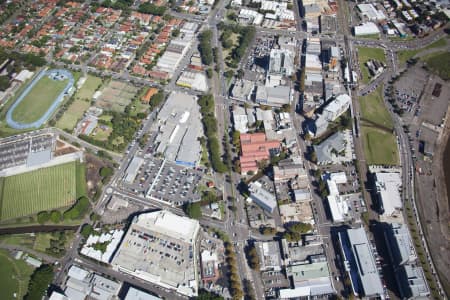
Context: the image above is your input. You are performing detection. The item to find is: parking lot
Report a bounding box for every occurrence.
[392,65,428,116]
[0,132,54,170]
[122,157,203,206]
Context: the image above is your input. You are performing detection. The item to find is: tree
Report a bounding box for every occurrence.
[50,210,62,223]
[99,166,113,178]
[247,246,260,270]
[37,211,50,224]
[81,224,94,239]
[310,151,317,163]
[195,289,224,300]
[206,68,213,78]
[137,2,166,15]
[24,265,54,300]
[63,196,90,220]
[0,75,10,91]
[185,202,202,219]
[198,30,213,65]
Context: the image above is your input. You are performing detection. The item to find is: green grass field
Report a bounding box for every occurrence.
[0,250,35,300]
[56,75,103,131]
[397,38,448,66]
[0,161,84,220]
[11,75,69,124]
[423,51,450,80]
[357,47,386,84]
[362,126,399,165]
[359,85,394,130]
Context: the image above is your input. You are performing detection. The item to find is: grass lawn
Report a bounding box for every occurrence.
[11,75,69,124]
[0,231,76,256]
[397,38,448,66]
[423,51,450,80]
[359,85,394,130]
[92,126,111,141]
[0,161,85,220]
[77,75,102,100]
[362,126,399,165]
[357,47,386,84]
[357,34,380,40]
[56,98,90,130]
[33,233,52,252]
[0,250,35,300]
[56,75,102,131]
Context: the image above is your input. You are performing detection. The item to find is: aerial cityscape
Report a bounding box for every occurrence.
[0,0,448,299]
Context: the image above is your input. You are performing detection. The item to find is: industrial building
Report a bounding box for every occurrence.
[176,71,208,92]
[112,210,200,297]
[384,223,430,299]
[64,265,121,300]
[373,172,403,220]
[354,22,381,36]
[153,92,203,168]
[338,227,385,299]
[357,4,386,21]
[248,181,278,213]
[156,22,198,75]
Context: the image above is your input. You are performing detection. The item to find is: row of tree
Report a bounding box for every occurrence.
[37,196,91,224]
[198,30,214,65]
[198,94,228,173]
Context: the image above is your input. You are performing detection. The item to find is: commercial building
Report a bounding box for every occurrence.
[64,265,121,300]
[373,172,403,220]
[322,94,351,122]
[256,85,292,107]
[338,227,384,299]
[124,287,162,300]
[80,229,124,263]
[314,130,354,165]
[255,241,283,271]
[248,181,277,213]
[279,260,334,299]
[269,49,294,77]
[112,210,200,297]
[200,250,220,283]
[124,156,144,184]
[232,105,249,133]
[384,223,430,299]
[154,92,203,167]
[230,79,254,102]
[239,132,280,174]
[273,157,307,183]
[354,22,381,36]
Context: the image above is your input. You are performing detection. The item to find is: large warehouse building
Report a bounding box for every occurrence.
[112,210,200,297]
[153,92,203,167]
